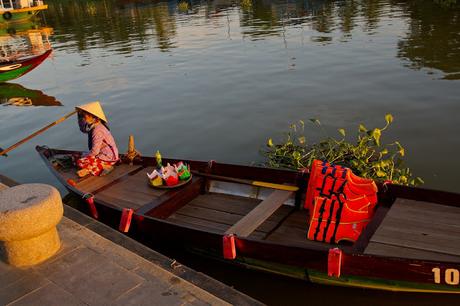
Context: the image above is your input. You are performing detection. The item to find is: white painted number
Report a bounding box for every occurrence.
[432,268,460,285]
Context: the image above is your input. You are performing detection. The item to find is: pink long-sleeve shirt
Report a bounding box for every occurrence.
[86,123,119,162]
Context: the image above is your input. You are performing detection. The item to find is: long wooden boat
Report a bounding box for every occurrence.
[37,146,460,294]
[0,49,51,82]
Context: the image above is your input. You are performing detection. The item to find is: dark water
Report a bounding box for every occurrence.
[1,0,460,304]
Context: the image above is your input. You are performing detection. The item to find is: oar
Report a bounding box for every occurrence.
[0,110,77,157]
[191,171,299,192]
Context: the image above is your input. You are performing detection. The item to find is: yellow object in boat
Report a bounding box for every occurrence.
[151,176,163,186]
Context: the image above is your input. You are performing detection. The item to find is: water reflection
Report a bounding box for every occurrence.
[43,0,460,78]
[0,83,61,106]
[0,21,52,61]
[397,0,460,79]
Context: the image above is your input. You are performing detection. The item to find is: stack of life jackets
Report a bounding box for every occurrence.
[305,160,378,244]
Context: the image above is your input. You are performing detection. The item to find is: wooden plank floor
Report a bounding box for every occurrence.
[167,193,294,240]
[166,192,332,249]
[96,167,168,210]
[76,164,143,194]
[264,210,337,250]
[365,198,460,262]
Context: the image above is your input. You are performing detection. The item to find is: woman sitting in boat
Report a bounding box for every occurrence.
[75,101,119,177]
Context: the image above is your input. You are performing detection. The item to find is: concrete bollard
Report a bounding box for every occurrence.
[0,184,63,267]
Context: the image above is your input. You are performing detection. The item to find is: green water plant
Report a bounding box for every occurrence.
[263,114,424,186]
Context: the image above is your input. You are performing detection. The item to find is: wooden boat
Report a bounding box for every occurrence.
[0,49,51,82]
[0,0,47,25]
[37,146,460,294]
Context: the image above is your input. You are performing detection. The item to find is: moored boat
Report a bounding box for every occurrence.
[0,0,48,25]
[37,145,460,294]
[0,48,51,82]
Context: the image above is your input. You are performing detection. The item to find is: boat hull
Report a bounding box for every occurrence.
[65,192,460,295]
[0,49,52,82]
[37,146,460,294]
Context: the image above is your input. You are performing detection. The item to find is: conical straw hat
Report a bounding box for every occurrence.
[75,101,108,123]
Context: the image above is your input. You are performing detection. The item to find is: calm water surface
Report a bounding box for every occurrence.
[1,0,460,304]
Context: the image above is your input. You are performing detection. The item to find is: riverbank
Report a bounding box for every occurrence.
[0,178,261,305]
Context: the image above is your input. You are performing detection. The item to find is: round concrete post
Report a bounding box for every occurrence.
[0,184,63,267]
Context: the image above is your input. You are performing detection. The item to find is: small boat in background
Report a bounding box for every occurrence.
[37,146,460,294]
[0,0,48,25]
[0,48,51,82]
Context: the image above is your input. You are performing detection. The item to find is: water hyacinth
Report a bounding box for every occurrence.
[262,114,424,186]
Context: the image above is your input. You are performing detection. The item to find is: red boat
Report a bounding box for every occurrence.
[0,49,52,82]
[37,145,460,294]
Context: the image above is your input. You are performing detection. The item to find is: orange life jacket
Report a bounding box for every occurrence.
[305,160,378,243]
[304,160,377,212]
[307,195,373,243]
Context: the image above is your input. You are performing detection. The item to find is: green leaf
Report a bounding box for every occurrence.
[338,128,346,137]
[376,170,386,177]
[299,120,305,128]
[380,148,388,155]
[415,177,425,185]
[380,159,390,167]
[372,128,381,146]
[359,124,367,133]
[267,138,273,147]
[309,118,321,125]
[292,151,301,160]
[385,114,394,125]
[399,148,405,157]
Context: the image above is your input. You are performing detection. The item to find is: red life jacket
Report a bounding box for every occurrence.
[305,160,378,244]
[304,160,377,212]
[307,195,373,243]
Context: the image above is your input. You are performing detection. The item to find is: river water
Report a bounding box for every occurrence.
[0,0,459,304]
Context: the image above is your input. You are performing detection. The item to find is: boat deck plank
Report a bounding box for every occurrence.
[96,192,143,210]
[225,190,293,237]
[265,210,336,250]
[167,193,294,239]
[96,167,168,209]
[366,198,460,259]
[76,164,142,194]
[168,213,266,240]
